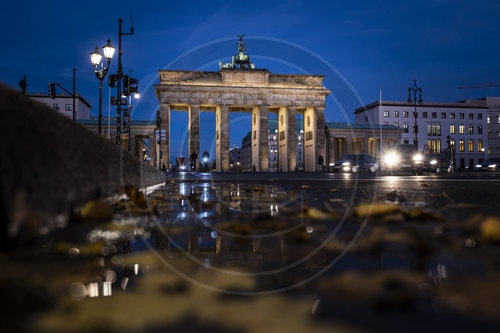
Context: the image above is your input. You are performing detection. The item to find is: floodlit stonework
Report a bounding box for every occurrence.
[154,68,330,171]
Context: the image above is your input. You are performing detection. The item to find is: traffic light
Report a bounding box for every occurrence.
[128,77,138,94]
[108,74,118,87]
[48,83,56,99]
[122,75,139,96]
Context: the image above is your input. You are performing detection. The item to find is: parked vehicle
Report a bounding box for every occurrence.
[475,158,500,172]
[426,153,452,173]
[382,144,426,174]
[330,154,378,173]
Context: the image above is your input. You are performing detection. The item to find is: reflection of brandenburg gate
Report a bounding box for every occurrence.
[155,67,330,172]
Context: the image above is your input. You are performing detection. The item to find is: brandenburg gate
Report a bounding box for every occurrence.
[154,36,330,172]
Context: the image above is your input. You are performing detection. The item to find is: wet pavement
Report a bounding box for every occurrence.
[2,172,500,332]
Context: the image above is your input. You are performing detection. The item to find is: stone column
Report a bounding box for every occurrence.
[328,137,335,167]
[303,107,316,171]
[315,106,326,171]
[251,106,269,172]
[346,138,353,154]
[189,104,200,171]
[216,105,230,172]
[149,134,156,167]
[363,137,369,154]
[278,106,297,172]
[159,104,170,169]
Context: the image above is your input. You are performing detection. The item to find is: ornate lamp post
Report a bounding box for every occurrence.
[90,39,115,136]
[408,79,423,148]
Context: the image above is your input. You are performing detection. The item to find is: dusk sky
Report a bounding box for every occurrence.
[1,0,499,158]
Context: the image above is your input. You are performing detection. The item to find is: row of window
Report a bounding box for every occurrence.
[449,124,483,135]
[383,110,484,120]
[486,115,500,124]
[450,139,484,152]
[52,103,73,111]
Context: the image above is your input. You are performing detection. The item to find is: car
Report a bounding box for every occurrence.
[329,154,378,173]
[382,144,426,174]
[425,153,452,173]
[475,158,500,171]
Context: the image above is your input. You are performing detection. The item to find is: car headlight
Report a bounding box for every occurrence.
[489,164,497,168]
[413,153,424,162]
[430,159,437,165]
[384,152,400,166]
[476,164,482,168]
[342,162,351,166]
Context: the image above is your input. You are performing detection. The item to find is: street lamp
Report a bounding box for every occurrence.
[90,38,115,135]
[408,79,423,148]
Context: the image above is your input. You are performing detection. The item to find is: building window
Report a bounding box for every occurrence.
[403,111,408,118]
[441,112,446,119]
[383,111,389,117]
[468,113,474,119]
[414,112,418,118]
[459,139,465,152]
[413,125,418,133]
[478,113,482,120]
[53,103,60,110]
[404,139,409,144]
[65,104,72,111]
[450,125,455,134]
[488,146,492,154]
[432,112,437,118]
[478,140,483,152]
[422,112,428,118]
[459,113,464,119]
[478,125,483,135]
[450,140,455,150]
[365,116,368,122]
[428,140,441,153]
[487,115,491,123]
[497,115,500,123]
[403,123,409,133]
[450,113,455,119]
[459,125,465,134]
[488,131,492,139]
[394,111,399,117]
[468,125,474,135]
[394,123,399,127]
[468,139,474,152]
[427,124,441,136]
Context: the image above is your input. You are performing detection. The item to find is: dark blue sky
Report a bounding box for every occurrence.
[1,0,499,158]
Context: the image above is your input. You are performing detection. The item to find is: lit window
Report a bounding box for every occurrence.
[450,113,455,119]
[487,115,491,123]
[384,111,389,117]
[478,140,483,152]
[450,125,455,134]
[65,104,72,111]
[403,123,409,133]
[430,140,441,153]
[450,140,455,150]
[468,139,474,152]
[497,115,500,124]
[459,139,465,152]
[403,111,408,118]
[459,125,464,134]
[468,125,474,135]
[394,111,399,117]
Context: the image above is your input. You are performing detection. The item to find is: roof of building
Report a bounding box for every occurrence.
[325,122,402,131]
[354,100,488,114]
[78,119,156,126]
[30,93,92,108]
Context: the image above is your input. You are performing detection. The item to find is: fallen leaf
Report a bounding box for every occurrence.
[355,202,401,219]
